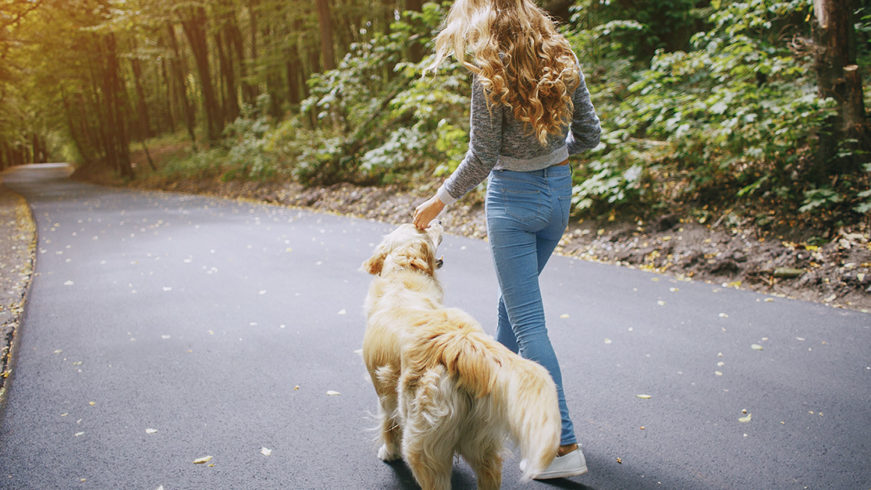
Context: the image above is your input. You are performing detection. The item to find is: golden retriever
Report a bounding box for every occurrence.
[362,223,561,489]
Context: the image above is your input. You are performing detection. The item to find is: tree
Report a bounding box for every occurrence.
[179,4,224,143]
[812,0,869,178]
[316,0,336,71]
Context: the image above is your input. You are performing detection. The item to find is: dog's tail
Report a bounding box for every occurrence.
[405,308,561,480]
[499,355,561,479]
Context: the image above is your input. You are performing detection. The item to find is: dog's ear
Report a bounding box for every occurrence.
[408,256,431,274]
[362,244,388,275]
[406,242,435,275]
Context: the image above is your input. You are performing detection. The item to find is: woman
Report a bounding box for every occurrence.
[412,0,601,480]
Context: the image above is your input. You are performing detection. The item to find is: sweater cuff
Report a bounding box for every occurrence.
[435,185,458,206]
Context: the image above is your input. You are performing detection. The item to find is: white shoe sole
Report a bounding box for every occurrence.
[533,448,589,480]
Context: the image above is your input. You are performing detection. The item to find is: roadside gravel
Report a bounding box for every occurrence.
[0,185,37,405]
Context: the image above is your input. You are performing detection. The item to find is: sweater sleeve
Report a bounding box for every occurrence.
[436,78,503,206]
[565,65,601,155]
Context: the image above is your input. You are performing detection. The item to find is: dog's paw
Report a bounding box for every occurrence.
[377,443,400,462]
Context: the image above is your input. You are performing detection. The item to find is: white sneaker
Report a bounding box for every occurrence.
[533,448,588,480]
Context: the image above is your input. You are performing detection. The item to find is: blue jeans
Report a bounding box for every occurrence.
[485,164,576,446]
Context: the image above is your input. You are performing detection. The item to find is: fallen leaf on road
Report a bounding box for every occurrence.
[739,413,752,423]
[604,338,612,344]
[559,314,570,319]
[260,447,272,456]
[636,394,651,399]
[64,280,74,286]
[74,432,85,437]
[146,428,158,434]
[193,456,212,464]
[337,309,347,315]
[89,401,95,406]
[616,457,623,464]
[718,313,729,318]
[751,344,764,351]
[326,390,341,396]
[657,300,666,306]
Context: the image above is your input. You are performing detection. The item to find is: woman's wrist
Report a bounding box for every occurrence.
[435,185,457,206]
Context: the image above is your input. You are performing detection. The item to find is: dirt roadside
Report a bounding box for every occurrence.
[0,186,37,405]
[76,173,870,312]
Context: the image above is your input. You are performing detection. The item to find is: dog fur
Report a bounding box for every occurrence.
[362,223,561,489]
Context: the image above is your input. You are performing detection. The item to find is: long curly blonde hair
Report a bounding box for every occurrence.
[428,0,580,145]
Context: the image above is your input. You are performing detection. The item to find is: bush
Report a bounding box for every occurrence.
[296,2,470,187]
[566,0,869,222]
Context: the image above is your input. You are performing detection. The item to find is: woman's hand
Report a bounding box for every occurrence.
[413,196,445,230]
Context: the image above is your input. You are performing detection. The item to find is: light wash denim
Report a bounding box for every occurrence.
[485,163,576,446]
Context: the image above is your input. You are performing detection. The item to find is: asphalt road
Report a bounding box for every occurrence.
[0,164,869,489]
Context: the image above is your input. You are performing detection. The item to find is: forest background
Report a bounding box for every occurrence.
[1,0,870,307]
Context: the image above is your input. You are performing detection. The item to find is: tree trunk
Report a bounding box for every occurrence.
[812,0,868,178]
[261,21,284,118]
[286,58,301,106]
[404,0,424,62]
[103,33,133,178]
[130,53,152,139]
[306,45,320,127]
[316,0,336,71]
[160,58,176,133]
[215,29,240,123]
[181,6,224,143]
[227,12,255,106]
[247,0,259,62]
[166,24,197,147]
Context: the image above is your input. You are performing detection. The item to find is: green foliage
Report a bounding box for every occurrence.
[799,187,844,213]
[292,2,470,186]
[567,0,869,222]
[568,0,704,59]
[219,96,282,181]
[855,163,871,214]
[159,147,228,181]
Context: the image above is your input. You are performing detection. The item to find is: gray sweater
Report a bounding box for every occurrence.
[435,64,601,206]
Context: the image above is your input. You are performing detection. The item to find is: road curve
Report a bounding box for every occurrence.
[0,164,869,489]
